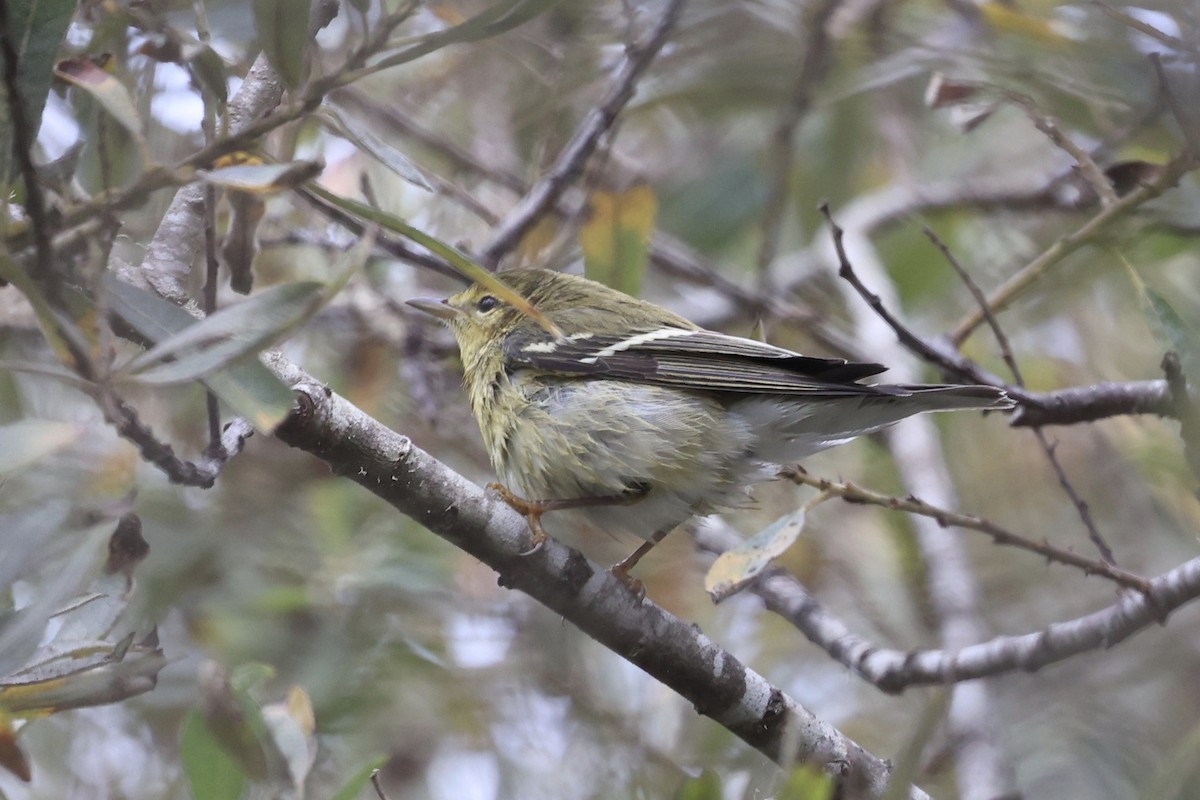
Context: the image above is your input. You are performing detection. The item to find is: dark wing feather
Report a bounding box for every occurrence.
[503,327,899,397]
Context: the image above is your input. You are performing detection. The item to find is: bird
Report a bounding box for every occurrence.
[408,268,1012,585]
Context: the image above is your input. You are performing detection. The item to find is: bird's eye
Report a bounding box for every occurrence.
[476,295,499,313]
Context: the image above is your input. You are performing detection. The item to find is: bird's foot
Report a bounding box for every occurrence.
[487,482,548,555]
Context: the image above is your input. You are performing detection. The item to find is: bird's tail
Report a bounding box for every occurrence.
[889,384,1014,412]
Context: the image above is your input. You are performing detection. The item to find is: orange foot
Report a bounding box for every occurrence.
[488,482,550,554]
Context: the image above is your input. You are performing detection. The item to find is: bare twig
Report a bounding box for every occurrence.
[783,468,1148,592]
[93,389,217,487]
[1012,380,1174,426]
[695,518,1200,693]
[1091,0,1189,54]
[1002,90,1118,206]
[819,203,1013,385]
[825,202,1017,799]
[925,227,1117,565]
[950,151,1198,345]
[479,0,686,268]
[755,0,841,284]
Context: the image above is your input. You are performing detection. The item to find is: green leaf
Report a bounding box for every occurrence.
[777,765,836,800]
[0,521,112,677]
[180,710,246,800]
[672,769,722,800]
[121,281,327,381]
[369,0,566,73]
[881,690,949,800]
[0,253,82,368]
[305,184,564,337]
[330,756,388,800]
[102,277,294,433]
[1139,714,1200,800]
[197,160,324,193]
[0,420,81,473]
[1145,288,1200,385]
[185,43,229,108]
[705,508,807,602]
[253,0,313,89]
[318,105,432,190]
[0,0,76,191]
[203,357,297,433]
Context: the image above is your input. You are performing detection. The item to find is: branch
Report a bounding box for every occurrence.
[950,152,1198,345]
[697,516,1200,691]
[783,469,1150,592]
[479,0,685,268]
[755,0,841,280]
[824,203,1018,798]
[926,226,1117,564]
[269,364,926,800]
[1011,380,1174,426]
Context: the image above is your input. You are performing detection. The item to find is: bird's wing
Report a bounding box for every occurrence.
[502,327,900,397]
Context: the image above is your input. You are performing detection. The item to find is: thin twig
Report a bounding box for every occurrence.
[924,227,1117,565]
[479,0,686,268]
[755,0,841,285]
[1002,89,1118,206]
[782,468,1149,592]
[1091,0,1189,54]
[819,203,1016,387]
[950,151,1198,345]
[693,519,1200,693]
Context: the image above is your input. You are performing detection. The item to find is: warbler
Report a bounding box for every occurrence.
[408,268,1011,580]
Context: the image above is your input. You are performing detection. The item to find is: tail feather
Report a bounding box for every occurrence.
[733,383,1013,463]
[888,384,1014,412]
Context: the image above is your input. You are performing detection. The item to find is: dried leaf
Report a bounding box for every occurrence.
[705,508,806,602]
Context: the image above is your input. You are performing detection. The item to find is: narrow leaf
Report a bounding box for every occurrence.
[121,281,326,380]
[252,0,313,89]
[0,420,81,473]
[198,160,324,193]
[319,105,432,190]
[0,0,76,190]
[305,184,564,338]
[330,757,388,800]
[103,277,294,432]
[180,710,246,800]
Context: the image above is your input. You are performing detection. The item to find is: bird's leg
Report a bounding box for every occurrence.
[487,482,648,555]
[610,527,672,599]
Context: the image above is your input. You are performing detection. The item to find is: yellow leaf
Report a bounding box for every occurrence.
[581,183,657,296]
[980,2,1070,43]
[516,215,558,264]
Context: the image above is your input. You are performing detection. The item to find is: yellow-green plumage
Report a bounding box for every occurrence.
[410,268,1011,544]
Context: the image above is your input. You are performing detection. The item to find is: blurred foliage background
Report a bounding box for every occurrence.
[2,0,1200,798]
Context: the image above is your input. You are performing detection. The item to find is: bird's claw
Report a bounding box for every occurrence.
[609,564,646,601]
[488,482,548,555]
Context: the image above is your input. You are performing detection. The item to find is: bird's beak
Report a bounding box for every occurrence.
[406,297,460,321]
